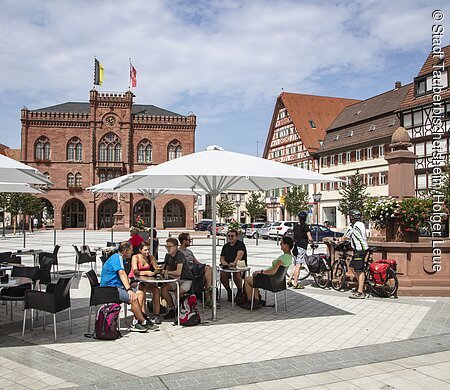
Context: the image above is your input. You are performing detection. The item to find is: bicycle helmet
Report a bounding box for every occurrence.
[349,209,361,220]
[298,211,308,220]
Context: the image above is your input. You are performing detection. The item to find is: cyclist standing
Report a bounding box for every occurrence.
[287,211,314,289]
[344,209,368,299]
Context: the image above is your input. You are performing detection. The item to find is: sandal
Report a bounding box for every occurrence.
[293,284,305,289]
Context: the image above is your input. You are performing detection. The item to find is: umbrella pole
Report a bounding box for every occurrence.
[211,187,218,321]
[149,194,155,257]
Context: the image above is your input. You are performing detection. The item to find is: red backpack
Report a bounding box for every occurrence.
[179,294,201,326]
[369,262,390,285]
[95,303,122,340]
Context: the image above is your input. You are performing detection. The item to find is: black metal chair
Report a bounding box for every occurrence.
[73,245,97,277]
[1,266,39,320]
[85,270,125,330]
[251,266,289,314]
[40,245,60,276]
[188,265,206,311]
[22,276,73,341]
[38,255,54,287]
[0,252,22,264]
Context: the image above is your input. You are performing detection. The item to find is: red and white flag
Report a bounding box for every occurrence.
[130,62,137,88]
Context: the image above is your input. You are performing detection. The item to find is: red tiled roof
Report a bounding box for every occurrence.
[264,92,360,157]
[399,45,450,111]
[4,149,21,161]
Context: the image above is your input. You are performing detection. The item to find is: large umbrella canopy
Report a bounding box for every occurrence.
[0,182,47,193]
[0,154,52,186]
[87,176,204,254]
[111,145,341,320]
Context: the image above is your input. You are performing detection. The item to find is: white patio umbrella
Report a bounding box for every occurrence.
[0,182,47,194]
[87,176,204,255]
[111,145,341,320]
[0,154,52,186]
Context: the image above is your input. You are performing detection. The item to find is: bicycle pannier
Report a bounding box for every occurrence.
[376,259,397,272]
[369,263,390,285]
[306,255,321,274]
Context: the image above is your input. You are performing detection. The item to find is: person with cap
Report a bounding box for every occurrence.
[287,211,314,289]
[343,209,368,299]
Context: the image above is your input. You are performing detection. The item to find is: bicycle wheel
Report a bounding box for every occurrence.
[299,263,310,280]
[313,270,330,289]
[331,261,346,291]
[369,268,398,297]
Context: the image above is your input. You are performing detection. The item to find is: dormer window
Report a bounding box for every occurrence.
[388,118,395,126]
[309,120,316,128]
[333,134,340,141]
[369,124,376,131]
[414,69,448,97]
[347,131,353,137]
[355,110,362,115]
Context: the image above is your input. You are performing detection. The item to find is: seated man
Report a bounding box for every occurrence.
[100,241,158,332]
[242,236,293,310]
[220,229,247,302]
[178,232,214,308]
[161,238,194,320]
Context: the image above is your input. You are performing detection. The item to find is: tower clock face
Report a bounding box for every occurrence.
[106,116,116,126]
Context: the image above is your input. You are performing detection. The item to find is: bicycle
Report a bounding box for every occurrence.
[364,247,399,298]
[330,240,352,291]
[309,244,331,289]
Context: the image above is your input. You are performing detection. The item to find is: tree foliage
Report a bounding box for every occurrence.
[216,197,235,220]
[338,170,368,218]
[245,192,266,221]
[284,186,309,217]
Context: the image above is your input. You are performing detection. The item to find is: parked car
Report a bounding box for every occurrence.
[245,222,265,238]
[268,221,297,239]
[194,219,213,231]
[207,222,228,236]
[283,224,344,242]
[259,222,274,240]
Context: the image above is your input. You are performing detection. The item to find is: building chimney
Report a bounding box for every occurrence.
[395,81,402,89]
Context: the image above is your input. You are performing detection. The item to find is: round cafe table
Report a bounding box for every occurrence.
[219,266,250,310]
[133,275,180,326]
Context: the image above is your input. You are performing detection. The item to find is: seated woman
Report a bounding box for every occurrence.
[129,227,145,255]
[129,242,163,324]
[241,236,294,310]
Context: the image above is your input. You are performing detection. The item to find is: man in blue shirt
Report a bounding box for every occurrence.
[101,242,158,332]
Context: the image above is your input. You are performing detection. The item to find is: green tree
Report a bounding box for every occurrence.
[284,186,309,217]
[338,170,368,218]
[216,197,235,221]
[245,192,266,222]
[22,195,44,231]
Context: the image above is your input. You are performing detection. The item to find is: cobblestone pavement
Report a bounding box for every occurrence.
[0,230,449,389]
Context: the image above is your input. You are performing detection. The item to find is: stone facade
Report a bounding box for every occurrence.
[21,90,196,230]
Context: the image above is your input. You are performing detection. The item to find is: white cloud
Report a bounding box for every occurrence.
[0,0,447,151]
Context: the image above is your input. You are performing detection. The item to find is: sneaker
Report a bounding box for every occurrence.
[227,289,232,302]
[143,321,160,331]
[163,308,176,320]
[241,300,261,310]
[129,323,148,333]
[132,317,139,326]
[349,292,365,299]
[153,315,162,325]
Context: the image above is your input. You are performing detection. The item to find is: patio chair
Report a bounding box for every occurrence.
[38,255,54,287]
[1,266,39,321]
[188,265,206,312]
[22,276,74,341]
[40,245,60,276]
[85,270,126,331]
[73,245,96,277]
[0,252,22,264]
[251,266,288,314]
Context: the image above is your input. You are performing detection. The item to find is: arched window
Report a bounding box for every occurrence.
[35,137,51,160]
[67,173,74,187]
[99,172,106,183]
[137,139,152,163]
[168,140,182,161]
[67,138,82,161]
[98,133,121,162]
[75,173,82,187]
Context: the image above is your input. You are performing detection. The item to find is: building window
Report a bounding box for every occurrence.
[99,172,106,183]
[330,155,335,165]
[367,147,372,159]
[99,133,121,162]
[75,173,82,187]
[369,124,376,131]
[67,137,82,161]
[346,151,351,163]
[308,120,316,128]
[168,140,182,161]
[137,140,152,163]
[356,149,361,161]
[379,145,384,157]
[35,137,51,160]
[338,153,343,164]
[415,70,448,97]
[379,172,386,185]
[367,173,374,186]
[321,156,328,167]
[67,173,75,187]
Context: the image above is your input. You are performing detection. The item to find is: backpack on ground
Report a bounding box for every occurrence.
[179,294,201,326]
[369,262,390,285]
[95,303,122,340]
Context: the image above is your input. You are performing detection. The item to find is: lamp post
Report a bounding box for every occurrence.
[269,196,277,222]
[312,192,322,242]
[234,199,241,224]
[1,208,5,237]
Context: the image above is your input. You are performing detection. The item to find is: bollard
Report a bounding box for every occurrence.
[83,228,86,246]
[23,226,26,248]
[53,228,56,247]
[276,231,279,245]
[110,226,114,243]
[255,234,259,246]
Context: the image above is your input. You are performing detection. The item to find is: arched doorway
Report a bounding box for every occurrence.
[133,199,155,228]
[98,199,118,229]
[163,200,185,228]
[62,199,86,229]
[39,198,54,228]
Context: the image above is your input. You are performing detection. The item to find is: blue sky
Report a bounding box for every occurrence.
[0,0,448,155]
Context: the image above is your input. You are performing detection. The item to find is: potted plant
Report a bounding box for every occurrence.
[364,197,398,238]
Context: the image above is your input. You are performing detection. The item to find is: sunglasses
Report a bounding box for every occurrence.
[227,235,236,238]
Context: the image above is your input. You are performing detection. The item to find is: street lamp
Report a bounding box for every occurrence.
[234,199,241,224]
[312,192,322,242]
[269,196,277,222]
